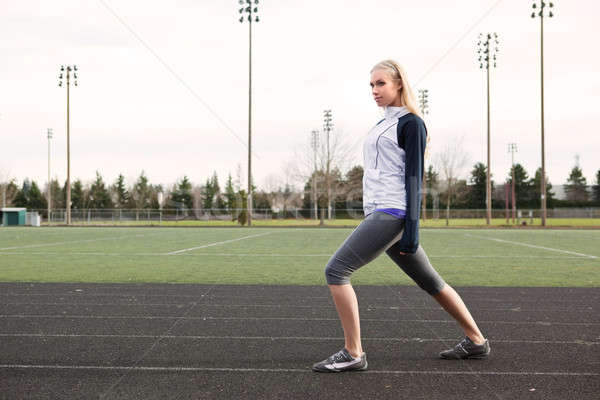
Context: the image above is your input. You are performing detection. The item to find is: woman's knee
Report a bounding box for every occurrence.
[325,259,352,285]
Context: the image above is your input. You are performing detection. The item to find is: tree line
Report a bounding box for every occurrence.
[2,162,599,216]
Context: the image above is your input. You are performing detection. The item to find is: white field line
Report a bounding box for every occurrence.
[165,232,274,255]
[0,333,597,346]
[0,232,162,251]
[0,250,594,260]
[0,314,597,326]
[0,364,596,376]
[464,233,598,259]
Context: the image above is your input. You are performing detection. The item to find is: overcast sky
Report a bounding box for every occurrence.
[1,0,599,192]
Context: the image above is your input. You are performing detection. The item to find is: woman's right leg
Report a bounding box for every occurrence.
[328,284,363,358]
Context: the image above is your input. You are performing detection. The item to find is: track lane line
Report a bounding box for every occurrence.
[0,333,596,345]
[0,314,597,326]
[0,364,596,376]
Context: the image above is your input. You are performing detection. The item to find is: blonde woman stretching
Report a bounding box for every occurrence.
[312,60,490,373]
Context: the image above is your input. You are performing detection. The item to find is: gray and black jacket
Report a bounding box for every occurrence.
[362,106,427,253]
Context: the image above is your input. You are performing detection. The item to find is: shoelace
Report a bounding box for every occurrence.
[329,350,348,363]
[455,339,470,354]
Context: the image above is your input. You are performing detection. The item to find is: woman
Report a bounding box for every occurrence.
[312,60,490,373]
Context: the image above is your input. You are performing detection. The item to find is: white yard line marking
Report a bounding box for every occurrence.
[0,364,596,376]
[165,232,274,255]
[0,232,162,251]
[0,314,597,326]
[0,251,594,260]
[464,233,598,259]
[0,333,596,345]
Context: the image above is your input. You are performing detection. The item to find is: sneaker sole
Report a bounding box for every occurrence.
[312,362,368,373]
[440,350,490,360]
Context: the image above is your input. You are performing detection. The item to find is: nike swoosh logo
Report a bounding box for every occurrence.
[325,359,361,370]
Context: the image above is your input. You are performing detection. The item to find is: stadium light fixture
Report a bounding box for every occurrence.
[418,89,429,220]
[477,33,499,225]
[323,110,333,220]
[58,65,79,225]
[237,0,260,226]
[531,0,554,226]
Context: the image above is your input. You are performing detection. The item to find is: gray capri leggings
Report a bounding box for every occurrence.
[325,211,446,295]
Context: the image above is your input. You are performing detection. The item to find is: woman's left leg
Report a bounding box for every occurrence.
[433,284,485,344]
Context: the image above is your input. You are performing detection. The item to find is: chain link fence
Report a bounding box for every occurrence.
[23,207,600,225]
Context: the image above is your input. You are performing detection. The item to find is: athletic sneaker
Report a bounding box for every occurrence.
[312,348,368,372]
[440,336,491,359]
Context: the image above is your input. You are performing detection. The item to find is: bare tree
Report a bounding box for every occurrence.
[434,136,469,226]
[0,167,13,208]
[288,128,355,219]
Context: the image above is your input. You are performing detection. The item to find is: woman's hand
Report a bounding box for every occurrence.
[399,251,407,256]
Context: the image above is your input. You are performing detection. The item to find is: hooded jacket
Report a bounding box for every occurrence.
[362,106,427,253]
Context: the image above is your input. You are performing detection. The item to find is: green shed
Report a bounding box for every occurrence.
[1,208,27,226]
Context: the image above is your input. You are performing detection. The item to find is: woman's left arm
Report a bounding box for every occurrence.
[396,118,427,254]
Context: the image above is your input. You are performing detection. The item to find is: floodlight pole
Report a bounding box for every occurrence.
[418,89,429,220]
[323,110,333,219]
[238,0,260,226]
[508,143,517,223]
[477,33,499,225]
[58,65,78,225]
[311,130,319,220]
[531,0,554,226]
[47,128,53,222]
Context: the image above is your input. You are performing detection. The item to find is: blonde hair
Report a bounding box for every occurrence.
[371,60,421,118]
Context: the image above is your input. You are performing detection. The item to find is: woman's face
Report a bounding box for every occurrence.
[370,68,402,107]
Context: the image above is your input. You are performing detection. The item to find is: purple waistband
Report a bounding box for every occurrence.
[374,208,406,219]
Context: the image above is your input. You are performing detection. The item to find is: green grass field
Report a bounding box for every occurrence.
[1,226,598,287]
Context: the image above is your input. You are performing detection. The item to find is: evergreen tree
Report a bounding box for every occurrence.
[28,181,47,210]
[12,179,30,207]
[224,173,237,212]
[565,165,589,202]
[425,165,439,211]
[172,175,193,210]
[132,171,152,209]
[13,179,47,209]
[63,179,85,209]
[49,179,64,209]
[507,163,531,208]
[593,169,600,205]
[529,168,555,208]
[203,177,215,210]
[345,165,363,210]
[112,174,129,208]
[88,171,113,209]
[210,172,226,209]
[237,189,248,226]
[468,162,487,209]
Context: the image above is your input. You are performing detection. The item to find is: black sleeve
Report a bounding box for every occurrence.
[396,118,426,253]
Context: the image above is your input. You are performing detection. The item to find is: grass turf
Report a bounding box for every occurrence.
[0,226,598,286]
